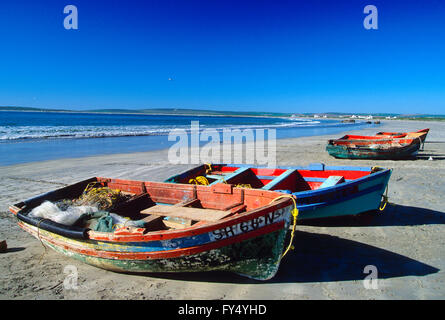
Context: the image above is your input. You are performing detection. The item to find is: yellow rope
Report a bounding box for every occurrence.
[379,185,389,211]
[235,184,252,188]
[269,194,299,258]
[77,183,124,210]
[188,176,210,185]
[204,163,212,174]
[36,218,48,263]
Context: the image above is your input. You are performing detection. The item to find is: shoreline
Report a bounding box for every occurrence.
[0,119,437,170]
[0,118,438,169]
[0,119,369,167]
[1,118,445,299]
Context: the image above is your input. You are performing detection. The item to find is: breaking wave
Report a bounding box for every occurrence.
[0,119,325,141]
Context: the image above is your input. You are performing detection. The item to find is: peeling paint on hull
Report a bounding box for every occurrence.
[20,221,288,280]
[10,177,295,280]
[326,143,420,160]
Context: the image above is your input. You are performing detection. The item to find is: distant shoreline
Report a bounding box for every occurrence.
[1,107,445,121]
[0,108,291,119]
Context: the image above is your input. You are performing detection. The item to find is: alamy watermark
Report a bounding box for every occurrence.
[63,265,78,290]
[63,5,78,30]
[167,121,277,167]
[363,265,379,289]
[363,5,378,30]
[62,4,378,31]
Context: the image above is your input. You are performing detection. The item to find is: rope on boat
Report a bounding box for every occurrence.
[418,136,425,151]
[235,184,252,188]
[188,176,210,185]
[379,184,389,211]
[76,182,126,210]
[371,167,390,212]
[269,194,299,258]
[36,218,48,263]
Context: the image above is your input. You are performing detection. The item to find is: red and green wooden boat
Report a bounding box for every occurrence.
[326,134,422,159]
[165,163,391,220]
[376,128,429,143]
[9,178,295,280]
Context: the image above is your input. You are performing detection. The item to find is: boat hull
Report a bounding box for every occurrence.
[326,142,420,159]
[294,169,391,219]
[18,219,289,280]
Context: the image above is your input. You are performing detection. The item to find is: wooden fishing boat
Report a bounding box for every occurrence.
[9,178,296,280]
[165,163,392,220]
[376,128,429,143]
[326,134,422,159]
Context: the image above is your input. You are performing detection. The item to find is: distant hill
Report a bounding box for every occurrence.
[0,106,72,112]
[0,106,292,118]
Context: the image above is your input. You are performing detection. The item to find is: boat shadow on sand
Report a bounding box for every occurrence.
[136,226,439,284]
[416,153,445,160]
[299,204,445,227]
[270,230,439,284]
[416,141,445,160]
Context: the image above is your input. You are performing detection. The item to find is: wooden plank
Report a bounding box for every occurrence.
[263,169,297,190]
[140,205,232,222]
[173,198,200,207]
[206,174,225,180]
[142,215,164,223]
[166,199,199,229]
[209,167,251,186]
[163,216,193,229]
[318,176,345,189]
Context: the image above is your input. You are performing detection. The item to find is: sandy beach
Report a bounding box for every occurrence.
[1,119,444,300]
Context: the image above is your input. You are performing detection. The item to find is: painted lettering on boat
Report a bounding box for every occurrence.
[209,209,286,241]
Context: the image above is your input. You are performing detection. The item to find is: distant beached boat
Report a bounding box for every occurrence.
[9,178,295,280]
[165,163,392,220]
[326,133,423,159]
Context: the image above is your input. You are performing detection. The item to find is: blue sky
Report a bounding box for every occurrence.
[0,0,444,114]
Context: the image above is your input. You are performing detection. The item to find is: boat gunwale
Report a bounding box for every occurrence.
[328,136,422,145]
[165,163,391,199]
[10,178,294,242]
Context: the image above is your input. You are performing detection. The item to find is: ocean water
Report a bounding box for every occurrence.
[0,111,374,166]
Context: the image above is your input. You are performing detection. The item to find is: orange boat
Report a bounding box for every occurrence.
[376,128,429,143]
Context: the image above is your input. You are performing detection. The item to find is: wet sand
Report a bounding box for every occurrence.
[1,119,444,299]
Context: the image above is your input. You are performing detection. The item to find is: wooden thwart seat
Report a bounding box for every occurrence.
[209,167,251,185]
[263,169,297,190]
[318,176,345,189]
[140,205,233,222]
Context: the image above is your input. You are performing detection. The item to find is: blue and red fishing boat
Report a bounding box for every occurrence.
[165,163,392,220]
[9,177,296,280]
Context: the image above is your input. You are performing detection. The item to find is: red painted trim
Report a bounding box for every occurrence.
[88,198,291,242]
